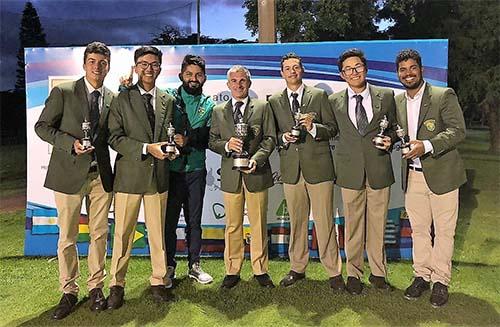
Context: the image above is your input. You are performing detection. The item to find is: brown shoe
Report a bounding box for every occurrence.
[52,293,78,320]
[254,273,275,288]
[369,274,393,291]
[89,288,107,311]
[346,277,363,295]
[404,277,430,300]
[107,286,124,310]
[329,275,345,292]
[430,282,449,308]
[279,271,305,287]
[150,285,174,302]
[221,275,240,289]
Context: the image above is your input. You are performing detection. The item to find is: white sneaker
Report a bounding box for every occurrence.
[188,263,213,284]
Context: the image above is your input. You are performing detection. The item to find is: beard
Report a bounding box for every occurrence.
[182,80,203,95]
[401,75,424,90]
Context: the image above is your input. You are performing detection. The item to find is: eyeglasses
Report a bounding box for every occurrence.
[136,61,161,70]
[342,64,365,76]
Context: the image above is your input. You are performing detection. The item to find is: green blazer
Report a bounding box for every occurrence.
[209,98,276,193]
[268,85,335,185]
[35,77,115,194]
[108,84,174,194]
[328,85,396,190]
[395,83,467,194]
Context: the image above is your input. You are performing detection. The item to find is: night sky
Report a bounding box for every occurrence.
[0,0,252,90]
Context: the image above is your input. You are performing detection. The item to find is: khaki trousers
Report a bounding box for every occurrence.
[341,181,390,279]
[222,182,269,275]
[109,191,169,287]
[283,174,341,277]
[406,170,459,286]
[54,173,112,295]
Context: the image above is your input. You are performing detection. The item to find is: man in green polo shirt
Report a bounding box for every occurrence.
[164,55,214,284]
[119,54,214,284]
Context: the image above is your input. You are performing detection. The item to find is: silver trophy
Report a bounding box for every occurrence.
[396,124,410,155]
[232,118,250,170]
[290,112,302,138]
[81,119,92,149]
[372,115,389,149]
[162,123,177,155]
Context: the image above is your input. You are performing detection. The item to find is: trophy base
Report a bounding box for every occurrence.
[373,135,386,149]
[401,146,410,155]
[232,157,250,170]
[162,144,177,154]
[290,128,301,138]
[82,139,92,150]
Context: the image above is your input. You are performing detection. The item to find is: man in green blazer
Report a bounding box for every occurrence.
[329,48,396,295]
[395,49,466,308]
[268,53,343,291]
[107,46,175,308]
[34,42,115,319]
[209,65,276,289]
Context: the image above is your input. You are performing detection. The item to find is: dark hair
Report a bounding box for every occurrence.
[134,46,163,64]
[395,49,422,69]
[181,54,206,74]
[280,52,303,71]
[337,48,367,72]
[83,41,110,63]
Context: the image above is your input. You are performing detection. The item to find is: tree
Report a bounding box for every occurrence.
[151,24,248,45]
[16,2,48,91]
[379,0,500,153]
[243,0,380,42]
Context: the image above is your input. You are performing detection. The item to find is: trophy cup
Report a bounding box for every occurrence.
[232,118,250,170]
[396,124,411,155]
[81,119,92,149]
[372,115,389,149]
[162,123,177,155]
[290,111,302,138]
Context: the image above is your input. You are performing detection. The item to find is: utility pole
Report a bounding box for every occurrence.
[197,0,201,44]
[258,0,276,43]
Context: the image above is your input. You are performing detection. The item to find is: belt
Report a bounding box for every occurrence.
[409,165,423,172]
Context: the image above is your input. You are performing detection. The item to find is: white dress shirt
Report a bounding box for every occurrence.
[347,84,373,128]
[405,82,433,168]
[283,83,316,144]
[84,77,104,112]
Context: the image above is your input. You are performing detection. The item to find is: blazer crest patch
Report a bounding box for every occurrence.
[424,119,436,132]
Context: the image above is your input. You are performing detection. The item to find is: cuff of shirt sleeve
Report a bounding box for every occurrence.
[308,123,317,138]
[423,140,433,154]
[142,143,148,155]
[225,142,231,153]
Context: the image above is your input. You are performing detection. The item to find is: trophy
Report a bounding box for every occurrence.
[81,119,92,149]
[372,115,389,149]
[290,111,302,138]
[396,124,411,155]
[232,118,250,170]
[162,123,177,155]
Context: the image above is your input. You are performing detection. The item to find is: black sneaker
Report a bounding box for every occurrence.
[404,277,430,300]
[254,273,275,288]
[107,285,125,310]
[430,282,449,308]
[279,270,305,287]
[346,277,362,295]
[221,275,240,289]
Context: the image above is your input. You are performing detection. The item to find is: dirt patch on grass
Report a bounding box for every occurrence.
[0,193,26,213]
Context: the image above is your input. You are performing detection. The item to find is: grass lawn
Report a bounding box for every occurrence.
[0,130,499,326]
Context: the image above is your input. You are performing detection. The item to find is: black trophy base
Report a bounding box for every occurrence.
[401,145,410,155]
[373,135,386,149]
[290,127,301,138]
[232,155,250,171]
[161,144,177,155]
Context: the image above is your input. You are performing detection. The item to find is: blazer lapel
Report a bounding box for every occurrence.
[398,95,408,133]
[75,78,89,122]
[243,97,254,123]
[301,85,313,112]
[417,83,432,130]
[279,89,295,126]
[129,85,153,141]
[154,89,168,142]
[367,85,383,131]
[99,87,112,128]
[223,100,236,135]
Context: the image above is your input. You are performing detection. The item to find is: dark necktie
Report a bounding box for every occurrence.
[143,93,155,132]
[89,90,100,138]
[291,92,300,115]
[355,94,368,134]
[233,101,244,124]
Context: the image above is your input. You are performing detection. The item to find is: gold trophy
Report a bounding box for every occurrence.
[81,119,92,149]
[290,112,302,138]
[372,115,389,150]
[396,124,410,155]
[232,118,250,170]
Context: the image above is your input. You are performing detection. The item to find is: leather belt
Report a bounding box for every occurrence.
[409,165,423,172]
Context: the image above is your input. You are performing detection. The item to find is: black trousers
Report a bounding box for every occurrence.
[165,169,207,269]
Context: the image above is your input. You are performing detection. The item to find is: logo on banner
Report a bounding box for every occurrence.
[212,203,225,220]
[276,200,290,221]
